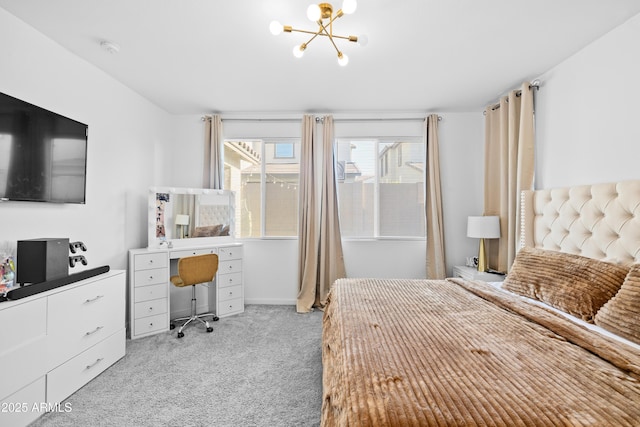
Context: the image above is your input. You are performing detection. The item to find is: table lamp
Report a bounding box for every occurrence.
[175,214,190,239]
[467,216,500,272]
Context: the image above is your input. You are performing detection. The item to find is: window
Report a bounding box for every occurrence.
[274,142,295,159]
[224,139,300,238]
[335,138,425,238]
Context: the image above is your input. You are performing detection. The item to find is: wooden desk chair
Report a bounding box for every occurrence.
[169,253,219,338]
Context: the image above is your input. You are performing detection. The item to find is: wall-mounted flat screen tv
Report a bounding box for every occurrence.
[0,92,88,204]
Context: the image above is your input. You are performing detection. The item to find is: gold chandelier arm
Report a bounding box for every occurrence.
[288,27,354,41]
[318,21,341,55]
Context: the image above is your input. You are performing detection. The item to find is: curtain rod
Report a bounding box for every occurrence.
[201,115,443,122]
[317,116,442,123]
[201,117,301,122]
[485,80,541,113]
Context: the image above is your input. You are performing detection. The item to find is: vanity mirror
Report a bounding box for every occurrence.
[148,187,235,248]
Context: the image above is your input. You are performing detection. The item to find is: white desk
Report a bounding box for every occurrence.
[128,242,243,340]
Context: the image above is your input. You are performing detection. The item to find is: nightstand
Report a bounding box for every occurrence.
[452,265,505,282]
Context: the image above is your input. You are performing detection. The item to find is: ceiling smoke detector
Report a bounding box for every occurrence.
[100,40,120,54]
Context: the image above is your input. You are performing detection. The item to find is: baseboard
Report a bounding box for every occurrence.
[244,298,296,305]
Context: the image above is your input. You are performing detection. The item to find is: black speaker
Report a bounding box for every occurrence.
[17,238,69,285]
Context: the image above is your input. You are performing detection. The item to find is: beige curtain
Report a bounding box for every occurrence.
[203,114,223,189]
[484,82,535,272]
[297,115,346,313]
[425,114,446,279]
[297,115,318,313]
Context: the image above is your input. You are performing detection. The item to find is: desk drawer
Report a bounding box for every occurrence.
[219,259,241,275]
[218,272,241,288]
[134,313,167,335]
[170,248,218,259]
[134,298,168,319]
[219,284,242,302]
[134,284,167,302]
[218,297,244,316]
[218,246,242,261]
[134,267,167,287]
[134,252,167,270]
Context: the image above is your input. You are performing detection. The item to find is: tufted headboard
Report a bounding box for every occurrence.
[520,180,640,264]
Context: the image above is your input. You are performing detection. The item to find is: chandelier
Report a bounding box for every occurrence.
[269,0,367,66]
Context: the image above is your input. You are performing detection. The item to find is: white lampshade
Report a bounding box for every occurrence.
[175,214,190,226]
[467,216,500,239]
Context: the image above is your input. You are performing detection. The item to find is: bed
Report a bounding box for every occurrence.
[321,180,640,426]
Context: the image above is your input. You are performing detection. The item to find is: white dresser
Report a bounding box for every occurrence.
[128,243,244,340]
[0,270,126,427]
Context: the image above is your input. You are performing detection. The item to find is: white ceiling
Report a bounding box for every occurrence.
[1,0,639,115]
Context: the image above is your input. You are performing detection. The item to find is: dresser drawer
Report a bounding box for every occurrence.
[47,329,125,405]
[0,376,46,427]
[0,297,47,357]
[218,284,242,302]
[217,298,244,316]
[47,275,124,371]
[170,247,217,259]
[134,298,168,319]
[134,252,167,270]
[0,335,46,402]
[134,267,167,287]
[217,271,241,288]
[218,246,243,261]
[134,313,167,336]
[134,283,168,302]
[219,259,242,275]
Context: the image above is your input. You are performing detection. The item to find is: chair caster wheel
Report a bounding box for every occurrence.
[177,331,184,338]
[212,316,219,322]
[170,324,175,330]
[206,327,213,333]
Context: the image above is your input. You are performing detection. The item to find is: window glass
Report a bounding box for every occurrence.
[335,138,425,238]
[224,139,300,238]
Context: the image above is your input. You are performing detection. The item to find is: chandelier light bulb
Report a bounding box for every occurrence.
[293,45,305,58]
[342,0,357,14]
[307,4,321,21]
[337,52,349,66]
[357,34,368,46]
[270,20,284,35]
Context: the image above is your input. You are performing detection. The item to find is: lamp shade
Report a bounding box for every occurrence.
[175,214,190,226]
[467,216,500,239]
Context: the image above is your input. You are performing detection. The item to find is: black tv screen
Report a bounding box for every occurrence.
[0,92,88,204]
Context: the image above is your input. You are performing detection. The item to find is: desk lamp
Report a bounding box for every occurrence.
[175,215,190,239]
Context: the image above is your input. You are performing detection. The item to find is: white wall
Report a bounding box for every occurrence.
[0,8,172,272]
[535,13,640,189]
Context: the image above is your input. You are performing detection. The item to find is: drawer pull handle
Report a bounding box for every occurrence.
[229,292,233,296]
[149,260,154,264]
[86,358,104,370]
[85,326,104,336]
[85,295,105,303]
[148,275,155,281]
